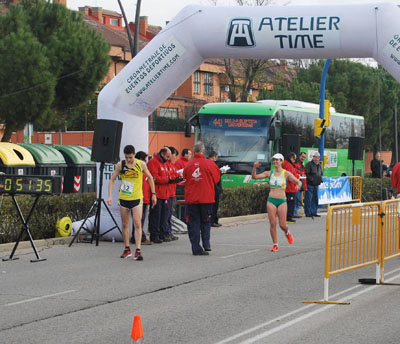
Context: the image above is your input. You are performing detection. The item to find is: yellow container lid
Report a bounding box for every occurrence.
[0,143,35,166]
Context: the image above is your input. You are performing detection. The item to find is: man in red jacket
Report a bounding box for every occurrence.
[390,161,400,197]
[175,148,192,170]
[165,146,182,241]
[294,151,307,218]
[282,152,300,224]
[147,147,171,243]
[183,141,220,256]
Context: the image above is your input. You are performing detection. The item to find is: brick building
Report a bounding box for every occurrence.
[2,1,296,149]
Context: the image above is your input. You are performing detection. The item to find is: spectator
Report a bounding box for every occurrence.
[175,148,192,220]
[107,145,157,260]
[371,152,385,178]
[183,141,220,255]
[390,161,400,198]
[304,151,323,218]
[175,148,192,170]
[208,150,223,227]
[282,152,300,224]
[164,146,182,241]
[130,151,152,245]
[147,147,171,243]
[294,151,307,218]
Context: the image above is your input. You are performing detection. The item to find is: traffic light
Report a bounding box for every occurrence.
[324,99,331,127]
[314,118,326,138]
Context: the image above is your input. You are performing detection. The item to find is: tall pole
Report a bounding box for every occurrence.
[117,0,135,57]
[395,103,398,164]
[319,59,331,173]
[133,0,142,56]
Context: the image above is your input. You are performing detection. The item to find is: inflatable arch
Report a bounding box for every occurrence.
[97,3,400,236]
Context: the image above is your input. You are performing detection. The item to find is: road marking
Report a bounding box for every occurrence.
[219,249,260,259]
[215,268,400,344]
[3,290,76,307]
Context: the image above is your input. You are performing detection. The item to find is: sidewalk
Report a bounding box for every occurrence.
[0,213,268,253]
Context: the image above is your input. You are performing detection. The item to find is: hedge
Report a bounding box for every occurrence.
[0,177,396,244]
[0,193,96,244]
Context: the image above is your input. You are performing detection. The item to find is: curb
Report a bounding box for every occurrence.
[0,236,74,253]
[219,213,267,225]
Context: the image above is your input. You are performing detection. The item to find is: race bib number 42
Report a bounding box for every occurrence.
[121,180,134,195]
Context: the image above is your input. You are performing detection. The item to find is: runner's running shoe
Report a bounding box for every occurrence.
[120,248,132,258]
[286,232,294,244]
[270,244,279,252]
[134,249,143,261]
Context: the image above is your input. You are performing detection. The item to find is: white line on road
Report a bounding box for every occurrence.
[3,290,76,307]
[219,249,261,259]
[215,267,400,344]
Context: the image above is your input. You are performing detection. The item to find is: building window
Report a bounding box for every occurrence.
[193,71,200,94]
[204,72,213,95]
[160,108,178,118]
[110,18,119,26]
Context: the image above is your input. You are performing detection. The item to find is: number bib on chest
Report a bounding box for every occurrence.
[120,180,134,195]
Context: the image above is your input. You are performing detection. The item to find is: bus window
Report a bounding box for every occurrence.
[199,114,272,164]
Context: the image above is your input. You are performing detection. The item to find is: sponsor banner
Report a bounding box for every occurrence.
[226,15,341,50]
[121,36,186,102]
[318,176,351,205]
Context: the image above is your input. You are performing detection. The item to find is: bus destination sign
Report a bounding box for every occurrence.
[211,117,261,129]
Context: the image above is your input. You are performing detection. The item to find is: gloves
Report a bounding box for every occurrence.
[168,177,184,184]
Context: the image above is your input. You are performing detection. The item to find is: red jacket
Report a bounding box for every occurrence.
[282,160,300,193]
[142,174,150,204]
[294,161,307,191]
[175,157,188,187]
[391,162,400,193]
[175,156,189,170]
[183,153,220,204]
[166,160,180,198]
[147,154,170,200]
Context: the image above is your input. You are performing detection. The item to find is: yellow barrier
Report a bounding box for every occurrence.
[305,199,400,304]
[348,176,362,202]
[380,199,400,282]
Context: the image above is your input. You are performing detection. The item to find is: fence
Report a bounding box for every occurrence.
[305,199,400,304]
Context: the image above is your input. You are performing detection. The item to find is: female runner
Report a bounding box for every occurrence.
[252,153,302,252]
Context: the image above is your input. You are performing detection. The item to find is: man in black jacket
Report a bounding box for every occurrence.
[370,152,385,178]
[304,151,322,218]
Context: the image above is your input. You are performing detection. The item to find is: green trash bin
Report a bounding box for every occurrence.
[18,143,67,178]
[0,143,35,175]
[54,145,96,193]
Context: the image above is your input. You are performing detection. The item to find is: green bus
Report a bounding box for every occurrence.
[185,100,365,187]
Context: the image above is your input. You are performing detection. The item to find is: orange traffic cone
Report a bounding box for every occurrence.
[131,315,144,343]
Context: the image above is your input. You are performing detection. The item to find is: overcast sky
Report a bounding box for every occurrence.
[67,0,399,27]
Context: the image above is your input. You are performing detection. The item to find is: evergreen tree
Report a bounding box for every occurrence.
[0,0,110,140]
[258,59,400,152]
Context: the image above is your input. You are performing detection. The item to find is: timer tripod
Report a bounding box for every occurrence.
[1,175,62,263]
[69,161,121,246]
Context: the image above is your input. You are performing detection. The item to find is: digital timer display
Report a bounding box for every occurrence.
[210,117,261,129]
[0,175,62,195]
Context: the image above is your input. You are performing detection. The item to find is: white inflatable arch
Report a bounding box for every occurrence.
[97,3,400,236]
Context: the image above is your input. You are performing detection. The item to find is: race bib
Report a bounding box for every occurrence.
[121,180,134,195]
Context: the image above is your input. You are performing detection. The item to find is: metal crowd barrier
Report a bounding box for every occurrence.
[380,199,400,282]
[304,199,400,305]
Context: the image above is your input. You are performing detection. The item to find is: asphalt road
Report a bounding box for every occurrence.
[1,214,400,344]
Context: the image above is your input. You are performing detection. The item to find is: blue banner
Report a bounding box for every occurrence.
[318,177,352,205]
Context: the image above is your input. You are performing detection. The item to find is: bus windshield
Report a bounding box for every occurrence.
[199,113,272,168]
